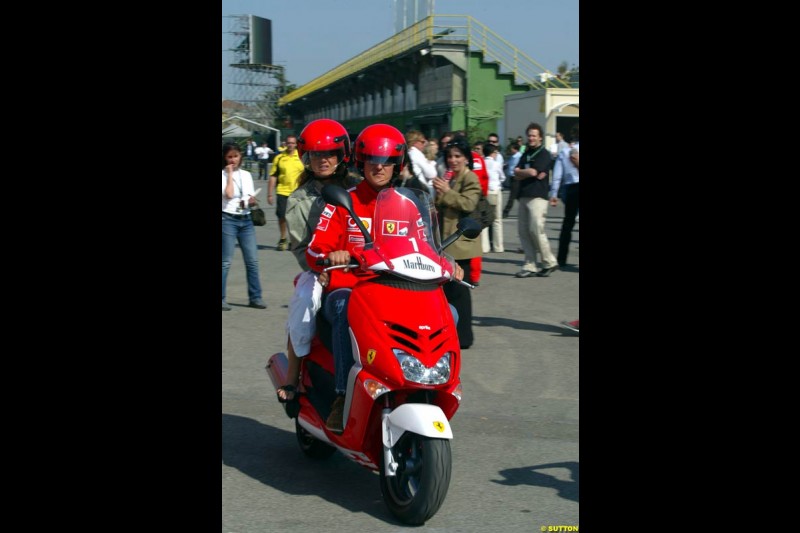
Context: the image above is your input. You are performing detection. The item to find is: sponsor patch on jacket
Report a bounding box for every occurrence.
[347,217,371,232]
[321,204,336,218]
[382,220,409,236]
[315,217,330,231]
[348,235,365,244]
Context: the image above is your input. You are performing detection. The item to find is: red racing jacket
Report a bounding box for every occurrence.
[471,151,489,196]
[305,181,381,291]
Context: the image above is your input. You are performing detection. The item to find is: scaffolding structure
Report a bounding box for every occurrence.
[224,15,285,127]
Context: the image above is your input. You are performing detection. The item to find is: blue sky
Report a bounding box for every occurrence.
[221,0,579,100]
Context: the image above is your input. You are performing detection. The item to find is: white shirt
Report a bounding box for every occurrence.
[221,168,255,213]
[406,146,437,194]
[484,156,504,192]
[255,146,274,160]
[494,151,504,175]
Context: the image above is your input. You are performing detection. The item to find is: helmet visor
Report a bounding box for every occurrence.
[360,154,404,166]
[302,149,343,167]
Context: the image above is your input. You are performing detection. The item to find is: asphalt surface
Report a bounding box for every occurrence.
[222,184,579,532]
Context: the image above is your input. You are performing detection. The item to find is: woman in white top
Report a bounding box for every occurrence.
[222,143,266,311]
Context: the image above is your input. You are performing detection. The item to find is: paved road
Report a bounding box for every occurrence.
[222,186,579,532]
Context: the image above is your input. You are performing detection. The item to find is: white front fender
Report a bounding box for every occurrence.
[383,403,453,448]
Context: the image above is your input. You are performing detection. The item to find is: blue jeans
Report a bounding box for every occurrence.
[222,212,262,302]
[322,288,459,395]
[323,288,353,395]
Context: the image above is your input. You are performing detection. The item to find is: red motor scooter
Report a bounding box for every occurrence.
[266,185,481,525]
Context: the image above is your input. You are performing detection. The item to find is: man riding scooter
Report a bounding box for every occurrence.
[305,123,465,432]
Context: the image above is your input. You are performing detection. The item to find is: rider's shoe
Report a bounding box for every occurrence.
[326,395,345,433]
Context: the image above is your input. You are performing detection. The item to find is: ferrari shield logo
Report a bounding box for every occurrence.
[433,421,445,432]
[382,220,408,236]
[367,349,377,364]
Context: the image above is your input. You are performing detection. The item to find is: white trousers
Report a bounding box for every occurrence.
[285,270,324,357]
[480,189,504,253]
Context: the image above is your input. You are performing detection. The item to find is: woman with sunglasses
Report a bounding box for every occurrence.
[276,119,361,404]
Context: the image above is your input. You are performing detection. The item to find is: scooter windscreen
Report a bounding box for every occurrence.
[364,187,450,283]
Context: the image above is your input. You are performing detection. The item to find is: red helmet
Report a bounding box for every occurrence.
[296,118,351,167]
[354,124,406,176]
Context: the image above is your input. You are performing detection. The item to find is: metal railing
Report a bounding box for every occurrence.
[279,14,571,106]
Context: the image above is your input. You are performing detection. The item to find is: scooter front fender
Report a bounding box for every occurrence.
[383,403,453,448]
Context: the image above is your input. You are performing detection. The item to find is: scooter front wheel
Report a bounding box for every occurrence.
[295,419,336,460]
[379,433,452,525]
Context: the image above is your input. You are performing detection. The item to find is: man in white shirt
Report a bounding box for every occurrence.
[404,130,437,194]
[254,142,274,180]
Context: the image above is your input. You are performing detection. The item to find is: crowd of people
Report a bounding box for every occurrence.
[221,121,581,399]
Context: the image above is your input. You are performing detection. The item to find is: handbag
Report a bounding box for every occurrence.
[473,194,495,229]
[458,175,495,230]
[231,169,267,226]
[250,204,267,226]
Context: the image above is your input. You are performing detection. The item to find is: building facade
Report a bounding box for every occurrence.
[279,15,578,144]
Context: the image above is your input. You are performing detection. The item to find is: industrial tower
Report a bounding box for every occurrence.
[224,14,286,127]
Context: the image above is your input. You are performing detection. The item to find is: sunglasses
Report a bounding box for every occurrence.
[308,150,340,159]
[362,155,402,166]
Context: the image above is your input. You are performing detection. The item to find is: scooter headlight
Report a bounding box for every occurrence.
[393,349,451,385]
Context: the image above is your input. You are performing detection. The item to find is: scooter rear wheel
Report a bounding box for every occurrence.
[379,433,452,525]
[295,419,336,460]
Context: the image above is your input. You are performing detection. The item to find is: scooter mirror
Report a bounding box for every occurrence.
[457,217,483,239]
[441,215,482,250]
[321,184,353,212]
[321,184,372,244]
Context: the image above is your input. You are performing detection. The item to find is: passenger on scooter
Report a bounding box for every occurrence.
[276,119,360,403]
[306,124,465,433]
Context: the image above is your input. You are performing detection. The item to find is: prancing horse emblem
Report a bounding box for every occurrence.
[433,421,445,432]
[367,349,377,364]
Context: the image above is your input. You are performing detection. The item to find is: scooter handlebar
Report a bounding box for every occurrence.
[316,257,361,272]
[454,279,475,289]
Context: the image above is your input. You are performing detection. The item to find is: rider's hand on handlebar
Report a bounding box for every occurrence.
[327,250,352,272]
[453,263,464,282]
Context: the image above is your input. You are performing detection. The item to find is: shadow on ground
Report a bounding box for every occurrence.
[492,461,579,502]
[222,413,401,523]
[473,315,570,335]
